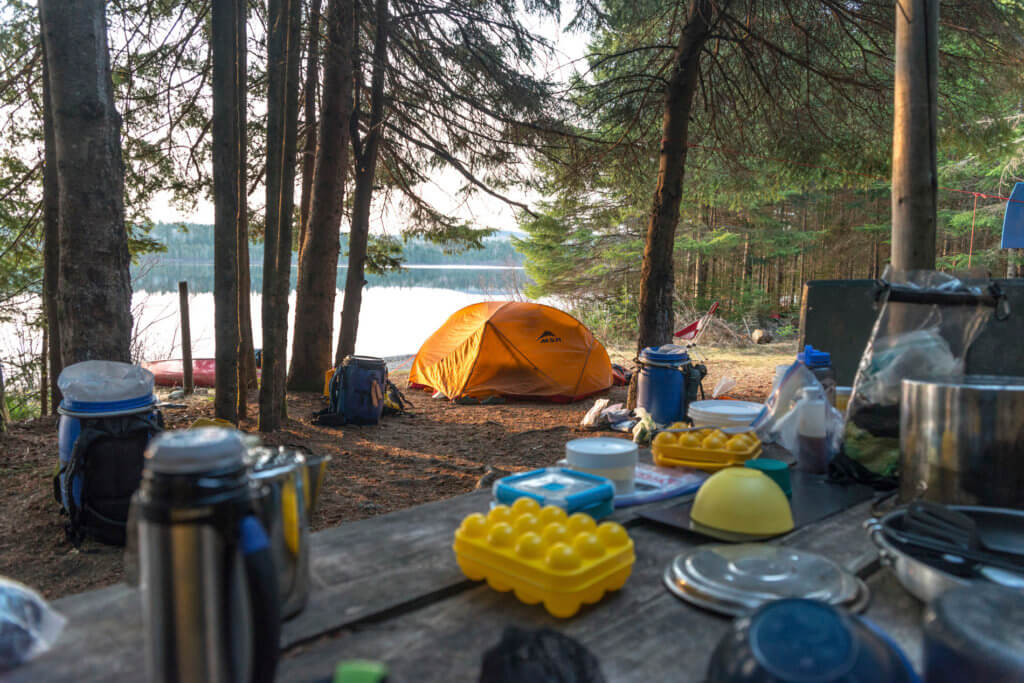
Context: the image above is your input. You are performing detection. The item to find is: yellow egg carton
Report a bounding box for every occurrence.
[453,498,635,618]
[652,427,761,471]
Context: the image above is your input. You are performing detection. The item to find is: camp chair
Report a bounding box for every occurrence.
[674,302,719,346]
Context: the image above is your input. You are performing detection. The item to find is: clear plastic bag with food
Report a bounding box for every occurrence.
[0,577,66,671]
[843,268,1005,477]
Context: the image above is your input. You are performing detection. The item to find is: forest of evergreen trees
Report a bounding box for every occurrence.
[143,223,524,267]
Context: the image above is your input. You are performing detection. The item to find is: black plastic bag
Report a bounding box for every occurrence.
[479,627,606,683]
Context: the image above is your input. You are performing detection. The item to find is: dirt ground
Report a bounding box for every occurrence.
[0,342,794,599]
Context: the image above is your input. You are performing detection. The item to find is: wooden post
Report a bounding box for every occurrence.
[178,281,194,395]
[891,0,939,271]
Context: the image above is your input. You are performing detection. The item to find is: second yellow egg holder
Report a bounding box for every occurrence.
[652,425,762,471]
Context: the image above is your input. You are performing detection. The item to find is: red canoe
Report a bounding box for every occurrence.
[143,359,220,387]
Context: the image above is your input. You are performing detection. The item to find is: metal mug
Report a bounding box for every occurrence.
[248,447,311,620]
[900,375,1024,508]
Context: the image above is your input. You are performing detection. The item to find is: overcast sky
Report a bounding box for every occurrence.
[150,12,590,235]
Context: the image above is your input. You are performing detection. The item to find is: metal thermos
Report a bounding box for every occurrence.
[136,428,281,683]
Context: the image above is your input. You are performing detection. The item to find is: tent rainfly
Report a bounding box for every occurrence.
[409,302,613,402]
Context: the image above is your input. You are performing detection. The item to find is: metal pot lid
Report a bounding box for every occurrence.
[663,564,869,617]
[669,544,855,606]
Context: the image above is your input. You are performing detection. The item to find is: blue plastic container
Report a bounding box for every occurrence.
[637,346,690,425]
[57,361,158,511]
[493,468,616,519]
[707,599,920,682]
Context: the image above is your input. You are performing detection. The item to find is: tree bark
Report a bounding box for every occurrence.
[891,0,938,271]
[297,0,323,256]
[636,0,715,352]
[336,0,388,363]
[40,32,62,411]
[741,232,751,287]
[0,362,9,432]
[235,0,257,417]
[260,0,303,431]
[1007,249,1024,278]
[289,0,355,390]
[40,329,48,417]
[40,0,132,366]
[212,0,241,423]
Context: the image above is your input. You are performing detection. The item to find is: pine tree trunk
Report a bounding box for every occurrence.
[40,33,62,411]
[741,232,751,287]
[40,329,48,417]
[0,362,9,433]
[260,0,302,431]
[337,0,388,363]
[235,0,257,417]
[290,0,355,389]
[1007,249,1024,278]
[212,0,241,423]
[636,0,714,352]
[297,0,323,256]
[891,0,938,271]
[40,0,132,366]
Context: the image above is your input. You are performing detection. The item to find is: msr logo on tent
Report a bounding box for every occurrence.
[537,330,561,344]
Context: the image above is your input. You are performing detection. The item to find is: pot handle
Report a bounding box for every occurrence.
[864,519,897,568]
[240,515,281,683]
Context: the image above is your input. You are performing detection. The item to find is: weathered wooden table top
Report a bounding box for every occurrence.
[12,470,924,682]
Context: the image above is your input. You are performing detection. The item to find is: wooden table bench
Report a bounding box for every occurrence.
[11,483,924,682]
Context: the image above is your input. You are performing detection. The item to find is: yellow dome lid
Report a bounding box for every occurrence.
[690,467,794,537]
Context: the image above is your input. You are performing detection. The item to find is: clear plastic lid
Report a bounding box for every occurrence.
[58,360,154,404]
[494,468,613,511]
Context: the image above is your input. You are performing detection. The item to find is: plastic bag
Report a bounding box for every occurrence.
[711,376,736,399]
[0,578,66,671]
[479,627,606,682]
[844,268,1002,477]
[631,408,656,445]
[580,399,610,430]
[752,364,844,467]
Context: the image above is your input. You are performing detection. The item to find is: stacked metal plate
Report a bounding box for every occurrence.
[663,544,869,617]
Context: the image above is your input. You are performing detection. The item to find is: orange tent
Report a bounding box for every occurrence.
[409,302,613,402]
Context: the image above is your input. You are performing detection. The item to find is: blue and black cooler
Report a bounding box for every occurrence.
[55,361,163,545]
[636,345,707,425]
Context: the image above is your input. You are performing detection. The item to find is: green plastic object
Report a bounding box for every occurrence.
[744,458,792,497]
[334,660,389,683]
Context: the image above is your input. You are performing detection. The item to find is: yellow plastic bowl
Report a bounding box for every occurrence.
[690,467,794,537]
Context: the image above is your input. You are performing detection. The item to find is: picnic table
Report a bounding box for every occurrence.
[12,460,924,682]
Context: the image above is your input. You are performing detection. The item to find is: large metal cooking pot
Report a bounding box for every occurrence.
[900,375,1024,508]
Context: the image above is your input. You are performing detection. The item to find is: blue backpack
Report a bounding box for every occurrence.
[316,356,387,426]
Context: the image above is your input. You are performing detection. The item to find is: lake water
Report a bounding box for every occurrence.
[132,262,532,360]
